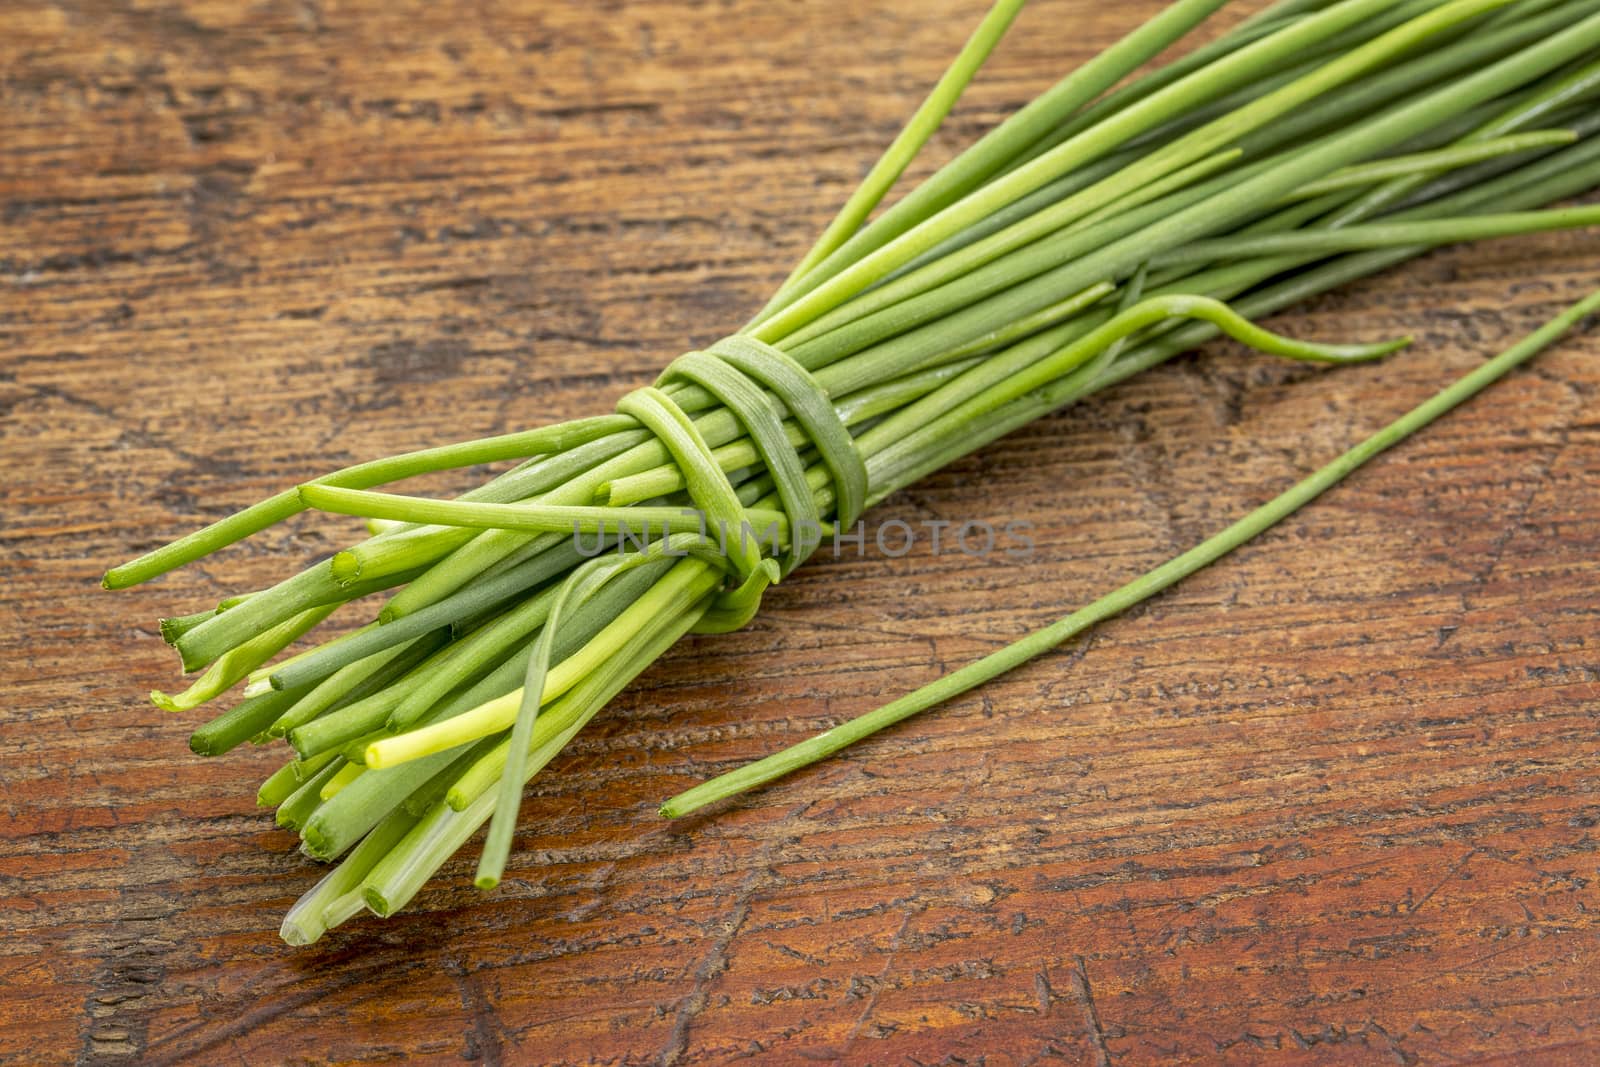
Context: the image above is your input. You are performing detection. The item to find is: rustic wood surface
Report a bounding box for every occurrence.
[4,0,1600,1063]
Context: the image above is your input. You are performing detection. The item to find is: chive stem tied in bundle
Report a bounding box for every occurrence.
[104,0,1600,943]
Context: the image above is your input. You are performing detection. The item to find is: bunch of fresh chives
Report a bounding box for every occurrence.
[104,0,1600,944]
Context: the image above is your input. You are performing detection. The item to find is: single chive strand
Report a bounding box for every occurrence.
[473,578,570,889]
[1152,203,1600,267]
[190,684,309,757]
[298,484,794,541]
[258,758,311,808]
[275,756,347,830]
[765,0,1027,305]
[247,622,378,692]
[320,762,364,801]
[101,417,626,589]
[159,609,214,645]
[150,604,336,712]
[1093,263,1151,369]
[662,288,1600,818]
[1287,129,1578,200]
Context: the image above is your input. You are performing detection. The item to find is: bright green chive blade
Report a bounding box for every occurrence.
[101,417,627,589]
[1152,203,1600,267]
[763,0,1027,306]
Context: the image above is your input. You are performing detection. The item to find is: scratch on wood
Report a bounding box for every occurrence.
[840,904,917,1054]
[1405,847,1480,915]
[1070,955,1113,1067]
[447,956,504,1066]
[657,864,766,1066]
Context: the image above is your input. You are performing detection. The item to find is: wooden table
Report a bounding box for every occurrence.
[5,1,1599,1062]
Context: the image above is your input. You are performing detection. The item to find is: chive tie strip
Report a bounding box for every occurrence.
[102,0,1600,941]
[477,333,869,888]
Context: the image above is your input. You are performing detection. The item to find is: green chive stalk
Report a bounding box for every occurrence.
[104,0,1600,943]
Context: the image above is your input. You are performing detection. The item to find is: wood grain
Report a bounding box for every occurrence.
[3,1,1599,1063]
